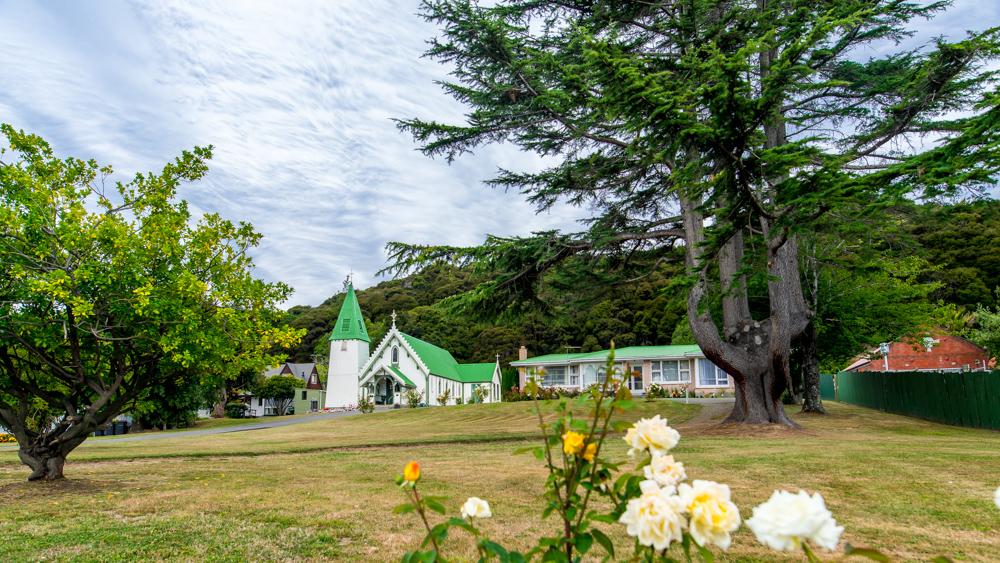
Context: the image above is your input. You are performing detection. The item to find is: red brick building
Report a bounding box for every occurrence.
[844,329,990,372]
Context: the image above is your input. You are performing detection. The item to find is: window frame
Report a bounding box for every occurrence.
[541,366,566,387]
[697,358,730,387]
[650,360,691,384]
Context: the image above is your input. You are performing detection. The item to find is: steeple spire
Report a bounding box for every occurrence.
[329,283,371,343]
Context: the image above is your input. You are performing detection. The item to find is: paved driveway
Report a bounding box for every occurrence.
[0,410,361,451]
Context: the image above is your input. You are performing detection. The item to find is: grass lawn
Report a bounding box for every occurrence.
[0,400,997,562]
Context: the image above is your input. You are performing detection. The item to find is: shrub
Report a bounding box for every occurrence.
[0,433,16,443]
[645,382,668,400]
[437,388,452,406]
[471,386,490,403]
[404,389,423,409]
[358,395,375,414]
[225,402,248,419]
[503,386,528,402]
[454,397,464,405]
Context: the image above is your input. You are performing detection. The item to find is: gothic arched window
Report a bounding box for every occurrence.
[392,346,399,365]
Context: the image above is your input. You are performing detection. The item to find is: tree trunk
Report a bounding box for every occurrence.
[19,448,67,481]
[17,433,87,481]
[800,320,827,414]
[681,197,803,427]
[213,387,227,418]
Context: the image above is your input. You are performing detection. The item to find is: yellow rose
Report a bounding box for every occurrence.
[583,442,597,462]
[562,431,586,456]
[403,461,420,483]
[625,415,680,457]
[678,480,741,551]
[619,480,686,550]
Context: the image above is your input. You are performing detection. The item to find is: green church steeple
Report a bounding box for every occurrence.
[329,283,371,343]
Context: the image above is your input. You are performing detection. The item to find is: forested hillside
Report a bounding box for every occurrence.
[275,202,1000,369]
[274,261,690,367]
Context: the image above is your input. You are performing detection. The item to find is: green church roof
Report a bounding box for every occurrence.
[454,363,497,383]
[328,284,371,343]
[400,333,495,383]
[387,366,415,387]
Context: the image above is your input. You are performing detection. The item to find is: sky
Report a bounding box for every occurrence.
[1,0,997,307]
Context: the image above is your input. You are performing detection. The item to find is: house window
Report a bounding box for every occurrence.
[342,319,350,332]
[697,359,730,387]
[392,346,399,365]
[258,398,263,406]
[541,366,566,387]
[341,341,348,351]
[569,365,580,386]
[302,390,307,400]
[650,360,690,383]
[581,364,601,386]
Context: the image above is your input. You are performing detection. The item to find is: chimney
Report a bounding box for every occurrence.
[519,346,528,361]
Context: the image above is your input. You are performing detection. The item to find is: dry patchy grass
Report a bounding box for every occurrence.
[0,400,998,562]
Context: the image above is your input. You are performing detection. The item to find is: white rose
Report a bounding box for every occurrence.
[745,490,844,552]
[994,486,1000,510]
[644,454,687,488]
[461,497,492,519]
[677,480,741,551]
[624,415,680,457]
[619,480,686,550]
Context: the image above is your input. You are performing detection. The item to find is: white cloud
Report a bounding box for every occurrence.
[0,0,994,305]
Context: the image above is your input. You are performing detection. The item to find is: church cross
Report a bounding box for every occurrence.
[391,310,397,329]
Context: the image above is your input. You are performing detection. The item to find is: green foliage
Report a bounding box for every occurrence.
[645,383,668,400]
[0,125,302,479]
[973,290,1000,361]
[403,389,423,409]
[258,375,300,416]
[470,385,489,404]
[670,319,697,346]
[225,403,249,419]
[358,395,375,414]
[131,376,204,430]
[436,387,451,406]
[910,202,1000,307]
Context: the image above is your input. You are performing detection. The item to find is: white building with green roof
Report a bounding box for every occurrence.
[509,345,734,396]
[324,284,501,408]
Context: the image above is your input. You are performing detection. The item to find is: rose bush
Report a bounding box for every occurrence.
[391,346,920,563]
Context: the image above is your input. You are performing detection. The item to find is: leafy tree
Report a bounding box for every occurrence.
[131,376,205,431]
[0,126,302,480]
[257,374,299,416]
[669,319,697,346]
[468,326,522,368]
[386,0,1000,426]
[974,289,1000,362]
[910,201,1000,307]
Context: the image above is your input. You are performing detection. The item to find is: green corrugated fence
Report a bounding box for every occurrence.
[834,370,1000,430]
[819,373,836,401]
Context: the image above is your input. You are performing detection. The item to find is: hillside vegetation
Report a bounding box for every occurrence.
[275,202,1000,372]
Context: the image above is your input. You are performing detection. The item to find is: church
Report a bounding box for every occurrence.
[324,284,501,408]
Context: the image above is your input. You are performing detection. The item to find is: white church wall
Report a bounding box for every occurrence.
[325,337,369,409]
